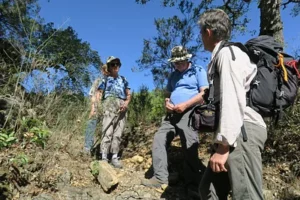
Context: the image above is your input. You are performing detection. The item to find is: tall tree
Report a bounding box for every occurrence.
[0,0,41,91]
[0,0,41,39]
[136,0,251,88]
[260,0,300,45]
[0,0,102,93]
[136,0,300,88]
[35,23,101,91]
[259,0,284,44]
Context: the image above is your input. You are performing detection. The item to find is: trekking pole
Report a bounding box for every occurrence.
[91,110,121,153]
[100,110,120,141]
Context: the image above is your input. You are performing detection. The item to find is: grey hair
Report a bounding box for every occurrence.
[198,9,231,41]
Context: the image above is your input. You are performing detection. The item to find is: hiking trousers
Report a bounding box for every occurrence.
[152,108,201,186]
[100,98,127,154]
[199,121,267,200]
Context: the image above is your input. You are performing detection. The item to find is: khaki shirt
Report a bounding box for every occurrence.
[207,41,266,146]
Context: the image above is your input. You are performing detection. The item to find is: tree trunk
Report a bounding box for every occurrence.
[259,0,284,45]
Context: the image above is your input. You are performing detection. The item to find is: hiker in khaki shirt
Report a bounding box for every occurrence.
[198,9,267,200]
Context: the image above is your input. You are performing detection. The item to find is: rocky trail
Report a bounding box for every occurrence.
[0,124,300,200]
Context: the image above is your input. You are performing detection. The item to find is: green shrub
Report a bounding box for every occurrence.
[28,127,49,148]
[20,117,50,148]
[127,86,165,127]
[0,129,17,149]
[9,153,29,167]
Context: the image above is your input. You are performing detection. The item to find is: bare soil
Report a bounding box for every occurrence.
[0,125,299,200]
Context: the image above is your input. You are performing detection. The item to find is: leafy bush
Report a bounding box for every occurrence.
[9,153,29,167]
[127,86,165,127]
[0,129,17,149]
[20,117,43,130]
[28,127,49,148]
[148,89,165,123]
[263,94,300,161]
[20,117,50,148]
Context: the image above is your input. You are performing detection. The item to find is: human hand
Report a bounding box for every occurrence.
[209,144,230,173]
[173,102,188,113]
[120,102,128,112]
[165,98,174,113]
[89,109,96,119]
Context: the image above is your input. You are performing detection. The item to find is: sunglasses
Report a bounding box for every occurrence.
[173,61,186,65]
[109,63,121,67]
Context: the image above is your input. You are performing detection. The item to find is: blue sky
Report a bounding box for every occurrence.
[37,0,300,92]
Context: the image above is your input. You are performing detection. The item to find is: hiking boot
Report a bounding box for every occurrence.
[111,157,122,168]
[141,177,165,188]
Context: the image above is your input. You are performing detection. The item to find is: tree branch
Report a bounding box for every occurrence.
[223,0,238,27]
[282,0,300,9]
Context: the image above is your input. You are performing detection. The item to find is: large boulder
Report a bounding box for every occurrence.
[95,161,119,192]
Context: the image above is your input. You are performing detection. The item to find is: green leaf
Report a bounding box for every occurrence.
[0,134,8,140]
[8,132,15,138]
[6,137,16,142]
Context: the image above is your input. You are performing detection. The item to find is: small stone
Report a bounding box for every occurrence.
[161,184,168,190]
[263,189,273,200]
[131,155,144,163]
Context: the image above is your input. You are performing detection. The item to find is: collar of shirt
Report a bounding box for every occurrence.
[211,41,223,61]
[207,41,225,77]
[107,75,121,80]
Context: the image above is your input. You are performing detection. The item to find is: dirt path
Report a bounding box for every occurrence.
[1,127,299,200]
[1,128,209,200]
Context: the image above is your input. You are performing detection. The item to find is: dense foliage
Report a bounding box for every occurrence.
[0,0,101,94]
[128,86,165,127]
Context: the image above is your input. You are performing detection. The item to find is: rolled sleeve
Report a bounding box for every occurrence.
[195,66,209,89]
[124,79,130,90]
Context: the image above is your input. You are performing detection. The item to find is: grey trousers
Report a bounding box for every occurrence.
[100,98,127,154]
[199,121,267,200]
[152,108,201,186]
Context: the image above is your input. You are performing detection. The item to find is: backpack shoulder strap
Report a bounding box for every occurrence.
[221,41,249,61]
[103,76,108,90]
[120,75,126,82]
[98,76,107,100]
[208,41,248,103]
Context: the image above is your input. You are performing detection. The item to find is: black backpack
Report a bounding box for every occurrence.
[209,35,300,121]
[245,36,300,120]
